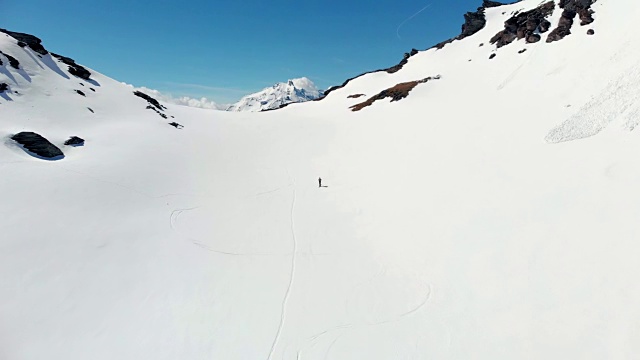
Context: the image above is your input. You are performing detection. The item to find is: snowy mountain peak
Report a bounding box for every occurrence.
[227,77,323,112]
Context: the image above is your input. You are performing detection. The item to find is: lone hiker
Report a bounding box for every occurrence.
[318,177,322,187]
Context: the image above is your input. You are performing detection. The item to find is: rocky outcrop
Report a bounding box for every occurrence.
[347,94,366,99]
[0,83,8,92]
[134,91,166,111]
[0,51,20,69]
[51,53,92,80]
[75,90,86,97]
[168,122,184,129]
[323,1,509,99]
[349,76,441,112]
[386,49,420,74]
[547,0,596,43]
[64,136,85,146]
[11,132,64,159]
[0,29,48,55]
[434,0,511,50]
[490,1,555,48]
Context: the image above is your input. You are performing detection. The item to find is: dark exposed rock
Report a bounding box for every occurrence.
[134,91,166,111]
[384,48,420,74]
[489,53,497,59]
[587,28,595,35]
[0,51,20,69]
[0,83,8,92]
[87,107,94,113]
[90,88,95,92]
[349,76,440,112]
[79,83,84,86]
[526,33,541,43]
[168,122,184,129]
[146,105,168,119]
[490,1,555,48]
[460,8,488,39]
[539,19,552,32]
[135,90,170,119]
[75,90,86,97]
[0,29,48,55]
[518,48,527,54]
[347,94,366,99]
[547,0,596,42]
[577,8,595,25]
[17,41,27,48]
[482,0,504,7]
[51,53,92,80]
[64,136,84,146]
[491,31,518,47]
[11,132,64,159]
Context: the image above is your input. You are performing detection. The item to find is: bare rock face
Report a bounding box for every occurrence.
[547,0,596,43]
[11,132,64,159]
[0,83,8,92]
[490,1,555,48]
[587,29,595,35]
[0,29,48,55]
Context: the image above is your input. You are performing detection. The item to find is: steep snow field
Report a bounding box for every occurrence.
[2,0,640,359]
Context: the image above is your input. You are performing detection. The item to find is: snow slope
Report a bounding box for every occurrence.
[2,0,640,359]
[226,77,322,112]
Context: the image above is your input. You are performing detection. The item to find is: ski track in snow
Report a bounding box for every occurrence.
[266,184,298,360]
[169,206,289,257]
[323,333,344,360]
[169,207,199,231]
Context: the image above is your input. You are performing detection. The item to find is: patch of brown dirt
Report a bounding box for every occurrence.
[347,94,366,99]
[349,76,440,112]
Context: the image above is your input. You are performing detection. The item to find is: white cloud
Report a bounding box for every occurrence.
[124,84,228,110]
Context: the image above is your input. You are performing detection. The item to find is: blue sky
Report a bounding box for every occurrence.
[2,0,483,103]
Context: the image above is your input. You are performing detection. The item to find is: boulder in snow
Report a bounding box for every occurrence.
[64,136,85,146]
[11,132,64,159]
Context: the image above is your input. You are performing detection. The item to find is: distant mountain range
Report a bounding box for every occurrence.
[226,77,323,112]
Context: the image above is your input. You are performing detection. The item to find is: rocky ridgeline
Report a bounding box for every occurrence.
[547,0,596,42]
[0,28,48,55]
[1,28,93,81]
[490,1,555,47]
[324,0,504,98]
[432,0,506,50]
[490,0,596,48]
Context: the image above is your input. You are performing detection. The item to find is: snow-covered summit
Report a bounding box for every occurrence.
[226,77,322,112]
